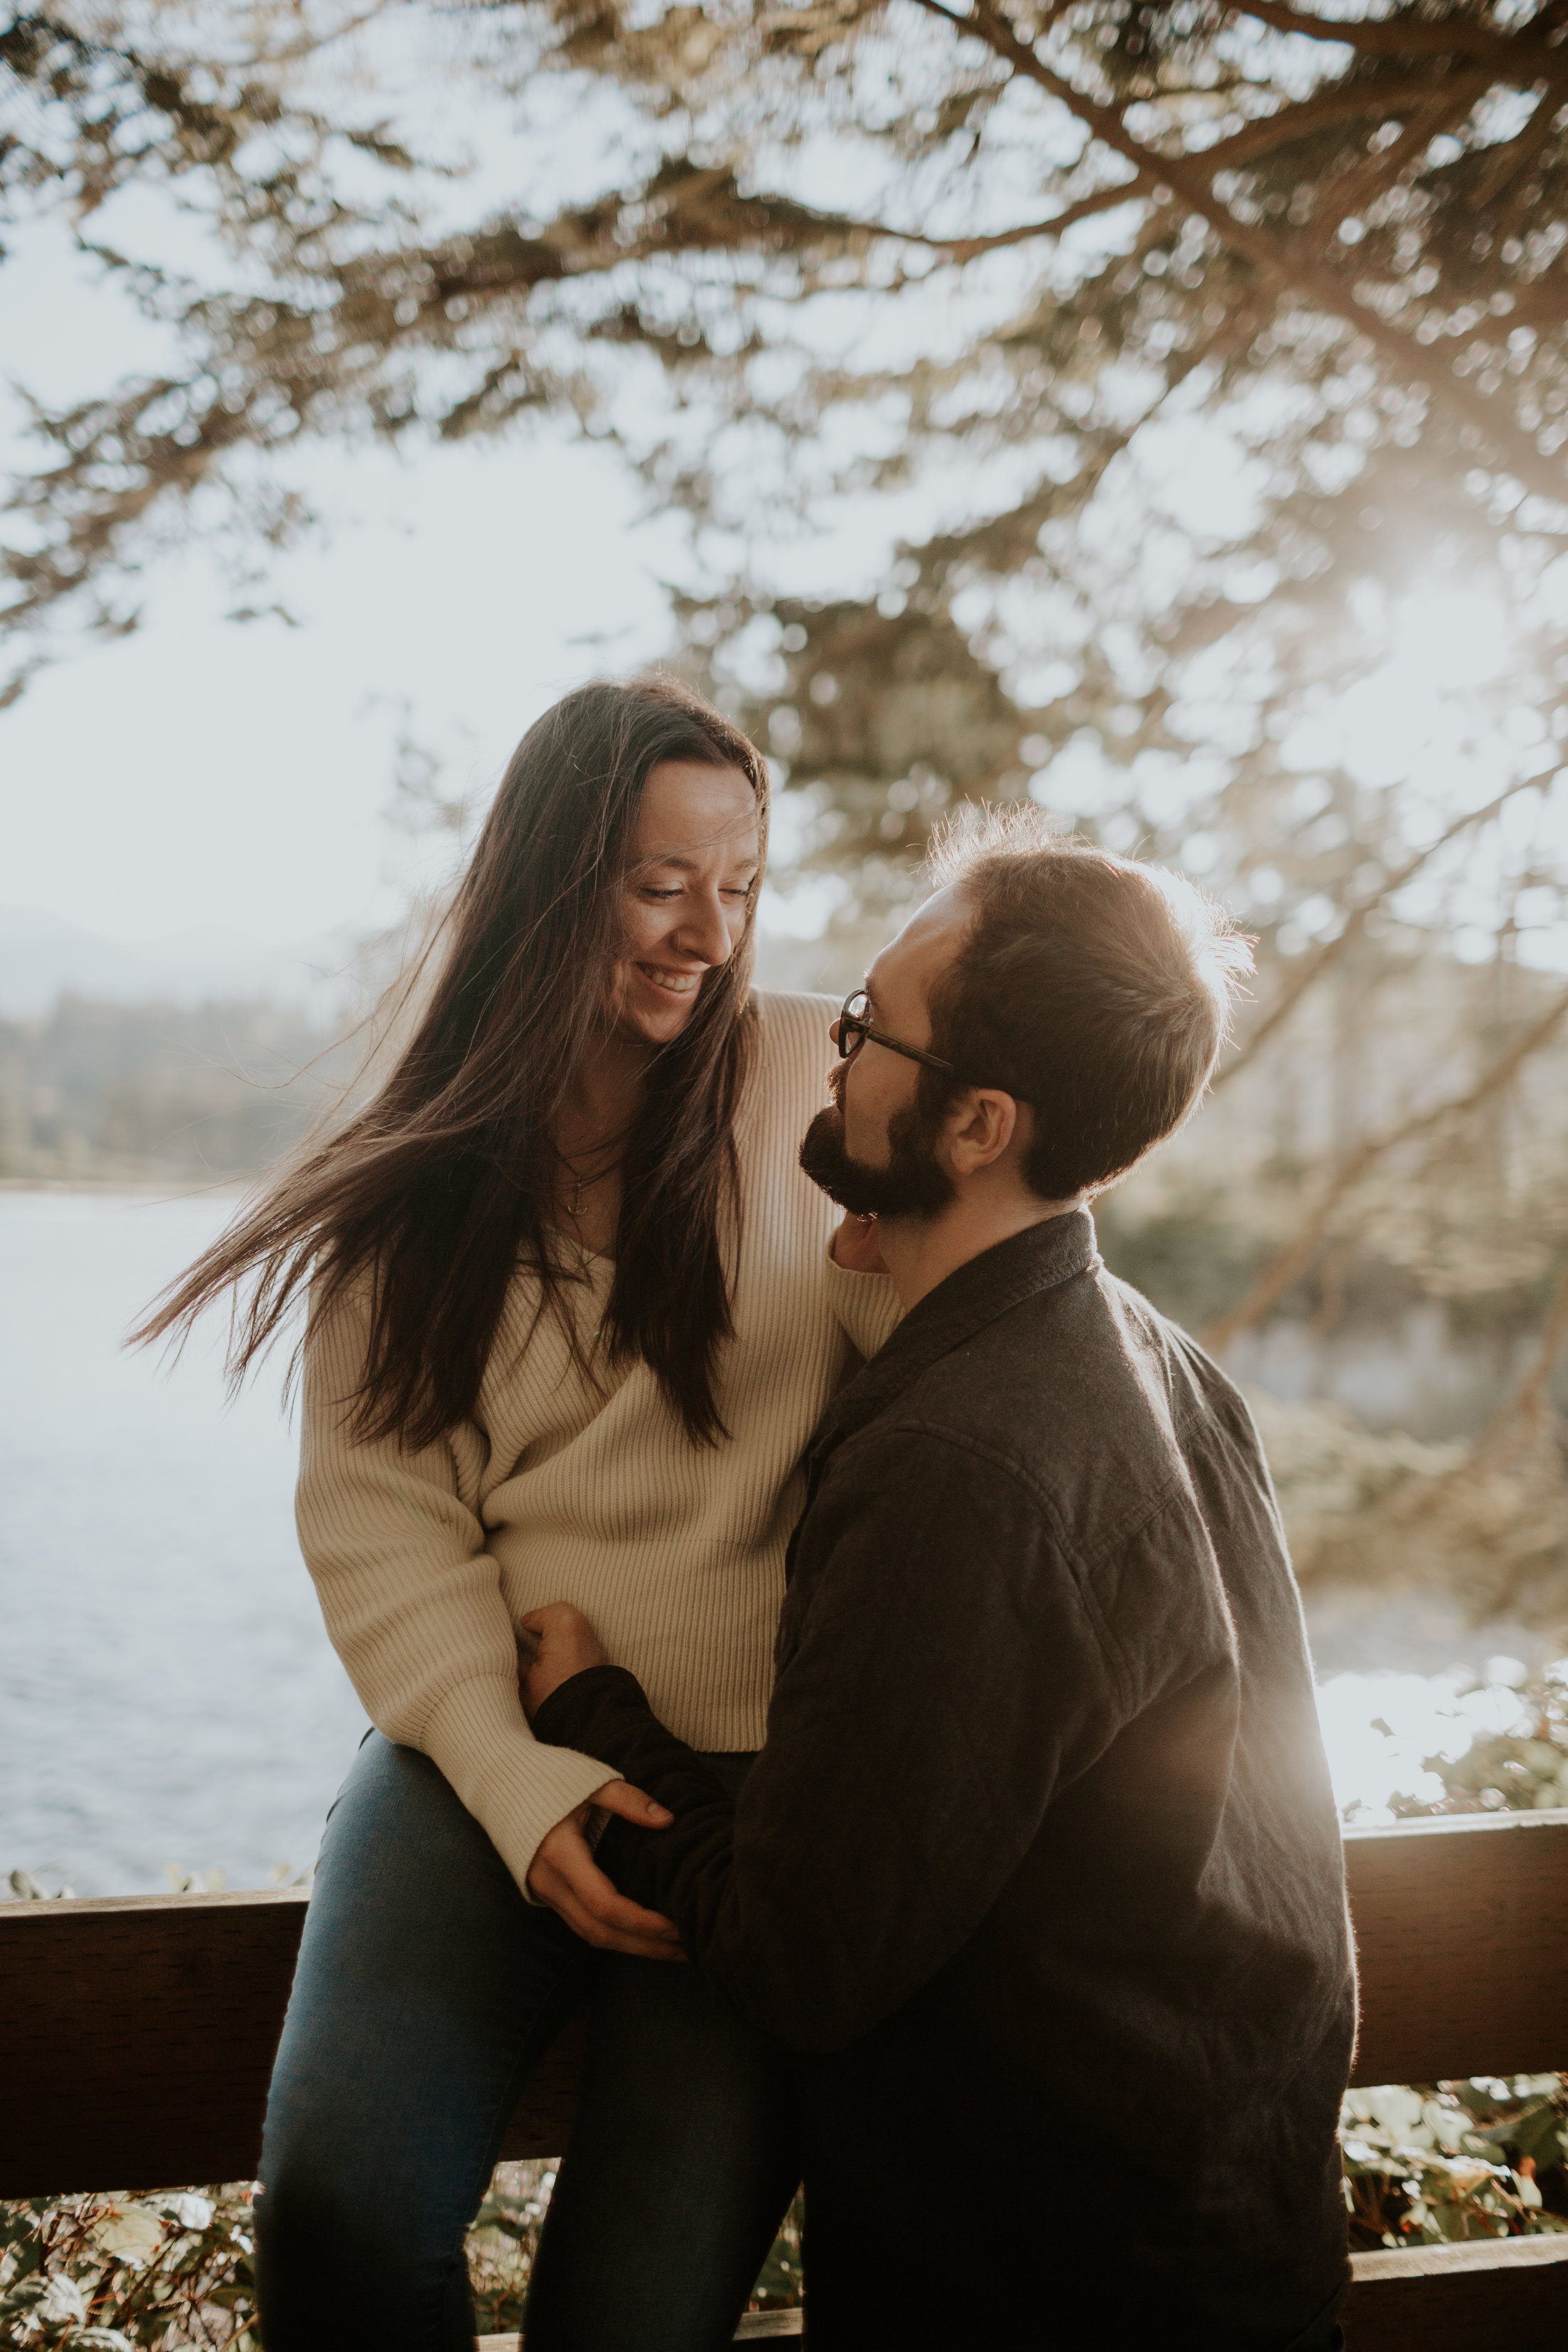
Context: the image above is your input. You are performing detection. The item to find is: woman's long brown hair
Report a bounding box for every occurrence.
[132,675,770,1446]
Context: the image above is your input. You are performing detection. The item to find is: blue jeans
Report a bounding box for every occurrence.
[255,1733,799,2352]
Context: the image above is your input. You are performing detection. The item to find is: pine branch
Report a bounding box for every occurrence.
[1201,982,1568,1355]
[1213,775,1552,1088]
[923,0,1568,509]
[1222,1,1568,75]
[913,175,1149,257]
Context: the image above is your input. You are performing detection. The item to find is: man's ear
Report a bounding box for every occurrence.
[942,1088,1020,1176]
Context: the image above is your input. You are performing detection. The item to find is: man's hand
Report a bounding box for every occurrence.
[832,1211,888,1275]
[520,1601,608,1717]
[526,1781,683,1959]
[519,1602,681,1958]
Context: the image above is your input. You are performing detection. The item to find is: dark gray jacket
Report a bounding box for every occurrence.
[534,1209,1355,2349]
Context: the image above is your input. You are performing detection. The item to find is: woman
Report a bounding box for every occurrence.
[137,675,896,2352]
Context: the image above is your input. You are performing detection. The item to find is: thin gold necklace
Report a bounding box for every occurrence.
[560,1147,622,1219]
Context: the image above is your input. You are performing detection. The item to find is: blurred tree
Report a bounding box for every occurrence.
[5,6,1565,693]
[4,2,1568,1454]
[0,995,340,1177]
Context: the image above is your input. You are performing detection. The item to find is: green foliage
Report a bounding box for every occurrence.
[8,1,1568,1422]
[6,2084,1563,2325]
[1248,1387,1468,1567]
[0,2166,803,2337]
[1253,1380,1568,1621]
[1312,1683,1568,2254]
[750,2189,805,2310]
[461,2165,805,2322]
[0,997,342,1180]
[0,2185,259,2349]
[464,2163,555,2334]
[6,1,1567,705]
[1341,2076,1568,2252]
[6,1695,1566,2311]
[1391,1663,1568,1817]
[1096,1188,1274,1335]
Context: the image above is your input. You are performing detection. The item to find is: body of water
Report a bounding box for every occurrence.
[0,1192,1554,1895]
[2,1189,366,1895]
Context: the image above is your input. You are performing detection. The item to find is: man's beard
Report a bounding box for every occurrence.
[798,1097,955,1221]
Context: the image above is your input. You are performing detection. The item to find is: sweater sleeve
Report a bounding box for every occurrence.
[821,1242,903,1361]
[295,1284,618,1895]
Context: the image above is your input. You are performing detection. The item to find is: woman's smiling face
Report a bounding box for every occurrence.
[606,760,761,1046]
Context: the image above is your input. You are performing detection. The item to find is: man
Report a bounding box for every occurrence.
[525,817,1355,2350]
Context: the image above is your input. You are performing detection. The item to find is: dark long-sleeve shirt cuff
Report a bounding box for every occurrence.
[531,1665,739,1922]
[531,1663,662,1765]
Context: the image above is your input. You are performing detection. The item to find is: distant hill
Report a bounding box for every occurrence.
[0,906,360,1022]
[0,995,351,1182]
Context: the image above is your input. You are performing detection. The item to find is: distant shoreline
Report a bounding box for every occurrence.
[0,1177,247,1199]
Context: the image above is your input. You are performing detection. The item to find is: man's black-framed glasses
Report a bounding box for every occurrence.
[835,990,956,1077]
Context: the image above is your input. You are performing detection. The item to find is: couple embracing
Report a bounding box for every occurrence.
[152,675,1354,2351]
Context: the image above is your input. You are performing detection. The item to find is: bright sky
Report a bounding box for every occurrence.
[3,440,677,948]
[4,19,1564,975]
[0,19,1160,961]
[1,229,693,948]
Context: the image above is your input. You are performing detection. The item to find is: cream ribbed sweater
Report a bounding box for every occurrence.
[295,991,901,1896]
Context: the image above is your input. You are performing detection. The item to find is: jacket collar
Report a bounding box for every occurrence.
[808,1207,1101,1468]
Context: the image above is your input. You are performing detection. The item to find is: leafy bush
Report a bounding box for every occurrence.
[0,2170,800,2341]
[1342,2077,1568,2252]
[751,2192,805,2309]
[450,2166,804,2326]
[1389,1664,1568,1817]
[1339,1665,1568,2253]
[1247,1387,1568,1624]
[464,2163,553,2334]
[6,1673,1566,2321]
[0,2186,258,2349]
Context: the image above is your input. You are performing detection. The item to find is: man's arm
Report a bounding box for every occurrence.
[531,1665,738,1900]
[533,1425,1125,2051]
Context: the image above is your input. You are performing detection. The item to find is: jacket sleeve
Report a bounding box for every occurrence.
[533,1424,1125,2050]
[295,1283,618,1896]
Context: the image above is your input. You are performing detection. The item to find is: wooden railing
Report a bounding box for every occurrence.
[4,1809,1567,2346]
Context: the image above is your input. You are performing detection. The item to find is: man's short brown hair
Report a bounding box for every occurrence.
[924,810,1253,1202]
